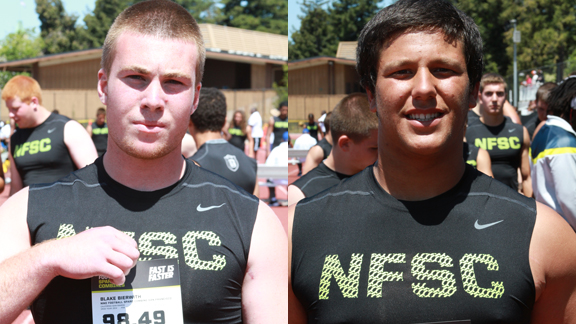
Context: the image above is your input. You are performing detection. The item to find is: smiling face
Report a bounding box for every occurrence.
[98,31,201,160]
[367,31,477,158]
[479,83,506,117]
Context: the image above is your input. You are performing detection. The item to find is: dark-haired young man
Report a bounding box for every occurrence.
[86,107,109,156]
[0,1,286,323]
[305,113,319,140]
[531,76,576,230]
[267,101,288,157]
[288,93,377,205]
[302,112,333,175]
[189,87,258,196]
[466,73,532,196]
[289,0,576,323]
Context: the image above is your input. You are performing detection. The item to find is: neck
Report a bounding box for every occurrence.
[30,106,51,128]
[103,142,186,191]
[374,142,465,201]
[192,131,223,149]
[325,132,333,145]
[324,149,354,176]
[479,109,505,126]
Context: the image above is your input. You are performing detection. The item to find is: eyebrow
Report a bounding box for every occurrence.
[119,65,191,80]
[381,57,463,69]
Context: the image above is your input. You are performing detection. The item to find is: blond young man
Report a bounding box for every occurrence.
[0,1,286,323]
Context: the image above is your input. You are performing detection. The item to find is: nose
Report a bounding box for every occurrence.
[141,79,165,111]
[412,68,436,104]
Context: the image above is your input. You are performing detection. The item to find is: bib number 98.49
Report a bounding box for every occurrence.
[102,311,165,324]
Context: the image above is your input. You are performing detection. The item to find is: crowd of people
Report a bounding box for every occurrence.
[0,0,576,323]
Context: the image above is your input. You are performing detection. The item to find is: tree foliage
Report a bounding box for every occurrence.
[289,0,335,60]
[0,28,43,89]
[219,0,288,35]
[76,0,132,49]
[35,0,81,54]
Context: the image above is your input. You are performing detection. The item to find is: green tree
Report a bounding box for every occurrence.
[219,0,288,35]
[289,0,335,60]
[35,0,81,54]
[177,0,222,23]
[273,65,288,106]
[0,27,44,88]
[328,0,379,42]
[76,0,132,49]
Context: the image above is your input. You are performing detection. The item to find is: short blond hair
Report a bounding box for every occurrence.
[479,73,507,94]
[1,75,42,105]
[101,0,206,84]
[330,93,378,143]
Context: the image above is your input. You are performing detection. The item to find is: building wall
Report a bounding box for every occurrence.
[37,58,101,90]
[288,64,330,95]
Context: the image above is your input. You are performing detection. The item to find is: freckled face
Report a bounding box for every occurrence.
[98,32,201,160]
[368,31,476,157]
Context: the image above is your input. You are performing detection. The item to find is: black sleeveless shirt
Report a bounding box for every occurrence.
[10,113,76,187]
[91,121,108,156]
[292,164,536,323]
[316,138,332,160]
[27,157,259,323]
[466,119,524,190]
[291,162,350,198]
[228,125,247,151]
[463,141,479,169]
[272,116,288,149]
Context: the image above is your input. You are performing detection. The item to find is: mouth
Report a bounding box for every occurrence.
[406,112,443,122]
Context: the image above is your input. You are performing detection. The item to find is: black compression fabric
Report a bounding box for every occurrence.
[10,113,76,187]
[27,157,259,323]
[463,141,479,169]
[292,164,536,323]
[316,138,332,160]
[190,139,257,194]
[291,161,350,198]
[466,118,524,190]
[306,122,319,140]
[227,125,247,151]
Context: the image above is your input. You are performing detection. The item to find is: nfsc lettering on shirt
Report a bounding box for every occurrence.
[14,138,52,157]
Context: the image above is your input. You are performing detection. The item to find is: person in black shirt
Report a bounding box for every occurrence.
[288,93,378,205]
[302,112,333,175]
[86,107,108,156]
[289,0,576,322]
[0,1,286,323]
[223,109,250,152]
[189,88,258,195]
[305,113,319,140]
[266,101,288,157]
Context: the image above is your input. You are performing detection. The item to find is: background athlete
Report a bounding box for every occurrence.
[0,1,286,323]
[289,0,576,322]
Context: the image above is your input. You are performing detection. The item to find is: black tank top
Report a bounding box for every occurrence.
[10,113,76,187]
[91,121,108,156]
[227,125,247,151]
[292,164,536,323]
[291,162,350,198]
[316,138,332,160]
[306,122,319,139]
[190,139,257,194]
[463,141,479,168]
[272,116,288,149]
[466,119,524,190]
[27,157,258,323]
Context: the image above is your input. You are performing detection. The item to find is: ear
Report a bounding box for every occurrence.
[469,82,480,109]
[191,82,202,115]
[97,69,108,105]
[365,87,377,113]
[337,135,352,152]
[29,97,40,110]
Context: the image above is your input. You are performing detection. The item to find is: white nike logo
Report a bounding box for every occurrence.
[197,203,226,212]
[474,219,504,230]
[47,128,56,133]
[508,129,515,133]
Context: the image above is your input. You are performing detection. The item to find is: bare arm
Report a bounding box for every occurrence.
[530,202,576,323]
[8,153,23,196]
[242,201,287,323]
[85,119,93,136]
[222,121,231,141]
[520,126,532,197]
[504,100,522,124]
[302,146,324,175]
[287,185,306,206]
[266,117,274,156]
[64,120,98,168]
[0,188,140,323]
[476,148,493,177]
[288,204,307,324]
[0,159,4,194]
[247,125,255,158]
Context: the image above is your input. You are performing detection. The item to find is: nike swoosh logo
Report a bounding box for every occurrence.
[197,203,226,212]
[474,219,504,230]
[508,129,515,133]
[47,128,56,133]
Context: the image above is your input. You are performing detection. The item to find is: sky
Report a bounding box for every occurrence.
[0,0,96,40]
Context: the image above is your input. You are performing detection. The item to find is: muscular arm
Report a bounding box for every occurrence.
[530,202,576,323]
[476,148,493,177]
[242,201,287,323]
[287,185,306,206]
[520,126,532,197]
[64,120,98,168]
[0,189,139,323]
[288,204,307,324]
[302,146,324,175]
